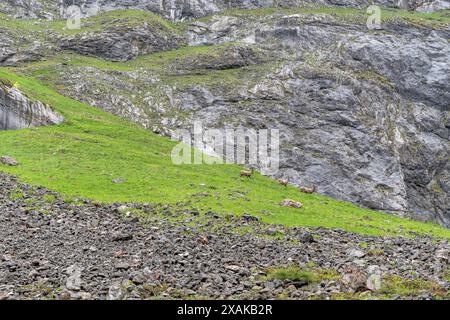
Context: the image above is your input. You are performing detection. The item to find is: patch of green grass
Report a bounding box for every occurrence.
[61,9,179,35]
[1,70,450,239]
[359,241,369,249]
[266,267,318,283]
[10,191,25,200]
[0,9,178,36]
[314,268,341,281]
[380,275,447,298]
[43,194,57,204]
[265,266,340,285]
[355,70,395,89]
[20,280,61,300]
[442,269,450,282]
[331,275,448,300]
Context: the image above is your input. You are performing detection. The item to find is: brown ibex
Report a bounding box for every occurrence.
[240,168,254,178]
[299,185,316,194]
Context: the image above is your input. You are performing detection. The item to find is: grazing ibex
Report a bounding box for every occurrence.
[278,179,289,187]
[299,185,316,194]
[240,168,254,178]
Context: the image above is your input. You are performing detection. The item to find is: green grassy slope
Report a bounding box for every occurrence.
[1,69,449,239]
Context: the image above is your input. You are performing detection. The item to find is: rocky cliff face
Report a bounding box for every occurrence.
[1,0,449,20]
[0,83,64,130]
[0,2,448,227]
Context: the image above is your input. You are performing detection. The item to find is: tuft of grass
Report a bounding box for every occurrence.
[359,241,369,249]
[266,267,318,284]
[10,191,25,200]
[43,194,57,204]
[442,269,450,282]
[0,9,179,36]
[330,275,448,300]
[367,248,385,257]
[379,275,448,298]
[314,268,341,281]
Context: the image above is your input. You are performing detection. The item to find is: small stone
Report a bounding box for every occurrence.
[108,282,125,300]
[61,289,92,300]
[242,214,260,222]
[353,259,366,267]
[131,272,146,285]
[0,254,12,261]
[0,292,12,300]
[367,265,382,275]
[0,156,19,166]
[31,259,41,267]
[184,289,196,296]
[349,249,366,258]
[115,262,130,270]
[299,232,315,243]
[117,205,129,212]
[28,269,39,279]
[264,281,276,290]
[367,274,382,291]
[112,178,126,184]
[224,265,241,272]
[287,285,297,291]
[65,264,82,291]
[129,217,139,223]
[111,232,133,241]
[435,248,448,262]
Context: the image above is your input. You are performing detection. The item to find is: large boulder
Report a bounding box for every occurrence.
[0,83,64,130]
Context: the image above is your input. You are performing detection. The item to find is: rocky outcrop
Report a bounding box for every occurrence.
[59,16,185,61]
[1,0,449,20]
[0,10,184,64]
[0,83,64,130]
[0,0,55,19]
[0,24,51,67]
[416,0,450,11]
[168,45,264,75]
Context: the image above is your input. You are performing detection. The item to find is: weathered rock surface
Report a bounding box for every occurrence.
[0,156,19,167]
[59,19,184,61]
[0,172,448,300]
[0,10,185,64]
[1,0,449,20]
[0,84,64,130]
[168,45,263,75]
